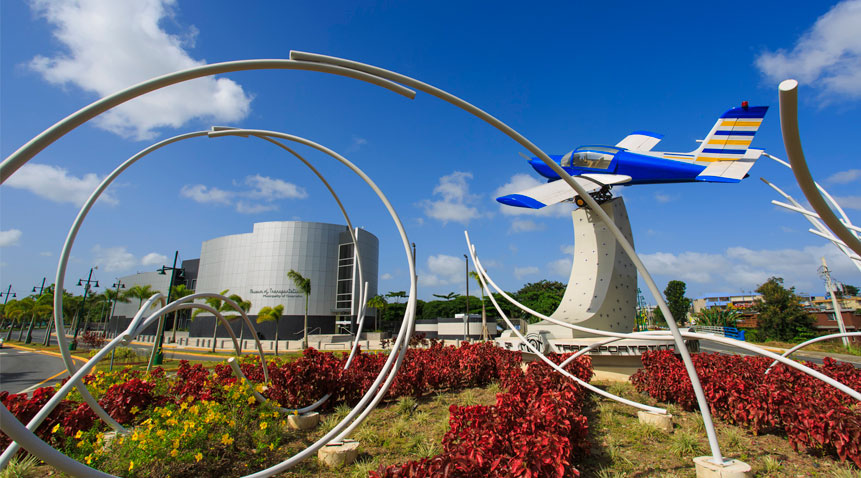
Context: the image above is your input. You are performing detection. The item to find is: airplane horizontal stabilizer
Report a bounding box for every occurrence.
[616,130,664,151]
[496,174,631,209]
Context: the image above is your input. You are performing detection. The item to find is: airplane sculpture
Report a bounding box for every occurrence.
[496,102,768,209]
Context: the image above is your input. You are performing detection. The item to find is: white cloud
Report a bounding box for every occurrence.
[29,0,252,140]
[420,254,467,286]
[40,251,52,257]
[141,252,167,266]
[346,135,368,153]
[243,175,307,201]
[180,184,233,204]
[827,169,861,184]
[92,245,137,272]
[0,229,22,247]
[380,273,393,280]
[833,195,861,210]
[493,174,573,217]
[5,163,116,206]
[514,266,539,280]
[755,0,861,99]
[548,258,572,277]
[654,192,675,204]
[235,201,277,214]
[181,174,306,214]
[509,219,545,233]
[420,171,484,225]
[640,243,861,296]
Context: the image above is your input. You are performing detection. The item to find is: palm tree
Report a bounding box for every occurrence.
[23,292,53,344]
[168,284,193,343]
[257,304,284,355]
[225,293,252,347]
[125,284,160,311]
[103,287,131,338]
[469,271,489,341]
[4,299,24,341]
[367,295,387,332]
[385,291,407,304]
[432,292,458,301]
[192,290,246,353]
[287,270,311,349]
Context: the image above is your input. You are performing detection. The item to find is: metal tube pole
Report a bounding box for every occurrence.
[152,251,179,367]
[70,268,94,351]
[464,254,469,341]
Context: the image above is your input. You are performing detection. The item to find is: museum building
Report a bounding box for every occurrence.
[110,221,379,339]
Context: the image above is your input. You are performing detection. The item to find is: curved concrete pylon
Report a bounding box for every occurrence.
[779,79,861,256]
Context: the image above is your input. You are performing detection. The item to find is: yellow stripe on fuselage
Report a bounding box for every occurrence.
[696,156,742,162]
[663,155,695,161]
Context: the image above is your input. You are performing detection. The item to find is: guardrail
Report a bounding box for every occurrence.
[689,325,746,341]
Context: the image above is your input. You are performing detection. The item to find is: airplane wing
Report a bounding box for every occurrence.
[496,174,632,209]
[615,130,664,151]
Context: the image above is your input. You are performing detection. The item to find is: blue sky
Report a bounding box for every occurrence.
[1,0,860,305]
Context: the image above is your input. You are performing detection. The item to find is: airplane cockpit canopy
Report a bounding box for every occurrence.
[562,146,619,170]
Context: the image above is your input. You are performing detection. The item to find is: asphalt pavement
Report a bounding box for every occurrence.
[0,345,86,395]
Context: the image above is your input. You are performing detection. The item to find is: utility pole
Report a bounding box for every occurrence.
[108,279,125,371]
[151,251,180,368]
[819,257,849,347]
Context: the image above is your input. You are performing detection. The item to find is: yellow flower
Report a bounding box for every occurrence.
[52,424,60,434]
[170,449,178,457]
[247,395,255,405]
[156,430,166,437]
[194,452,203,462]
[129,461,134,471]
[189,405,199,415]
[221,434,234,446]
[228,420,236,427]
[130,405,140,415]
[268,443,275,451]
[259,422,268,430]
[180,402,188,411]
[85,455,93,465]
[75,430,83,439]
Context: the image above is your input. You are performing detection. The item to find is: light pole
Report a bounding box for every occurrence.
[1,285,16,342]
[152,251,180,366]
[70,267,99,351]
[464,254,469,342]
[24,278,47,344]
[107,279,125,371]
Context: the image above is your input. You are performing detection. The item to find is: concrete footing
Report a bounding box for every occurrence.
[637,411,674,433]
[693,457,752,478]
[287,412,320,430]
[318,439,360,468]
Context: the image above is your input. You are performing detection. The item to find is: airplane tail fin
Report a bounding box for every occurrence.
[693,103,768,182]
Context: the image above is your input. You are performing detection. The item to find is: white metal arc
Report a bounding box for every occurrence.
[0,60,417,182]
[466,234,666,414]
[765,331,861,373]
[290,50,725,464]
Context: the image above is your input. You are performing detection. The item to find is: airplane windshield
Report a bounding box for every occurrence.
[564,146,618,169]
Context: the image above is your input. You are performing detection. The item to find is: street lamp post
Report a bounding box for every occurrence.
[24,278,46,344]
[464,254,469,342]
[70,268,99,351]
[152,251,180,367]
[1,285,17,342]
[107,279,125,371]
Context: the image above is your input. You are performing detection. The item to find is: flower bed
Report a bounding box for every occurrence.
[0,342,523,476]
[631,351,861,467]
[372,354,594,478]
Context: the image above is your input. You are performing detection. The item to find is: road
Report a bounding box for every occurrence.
[0,345,85,395]
[700,340,861,368]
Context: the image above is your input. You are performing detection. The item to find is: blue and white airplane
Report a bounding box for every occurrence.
[496,103,768,209]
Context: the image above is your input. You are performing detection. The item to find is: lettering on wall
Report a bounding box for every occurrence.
[248,287,303,299]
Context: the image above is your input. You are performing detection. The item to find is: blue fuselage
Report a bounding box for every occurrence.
[529,150,707,185]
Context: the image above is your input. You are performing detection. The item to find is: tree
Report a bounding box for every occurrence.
[192,289,236,353]
[288,270,311,349]
[432,292,457,301]
[367,295,387,332]
[469,271,489,340]
[694,306,739,328]
[514,280,566,322]
[4,299,24,341]
[836,284,859,298]
[664,280,692,325]
[652,306,666,326]
[755,277,815,342]
[125,285,160,311]
[225,293,252,345]
[23,292,53,344]
[257,304,284,355]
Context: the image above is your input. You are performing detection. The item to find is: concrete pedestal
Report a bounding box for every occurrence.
[287,412,320,430]
[318,439,360,468]
[637,411,673,433]
[693,457,752,478]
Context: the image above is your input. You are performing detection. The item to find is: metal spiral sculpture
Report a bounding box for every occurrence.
[0,52,858,476]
